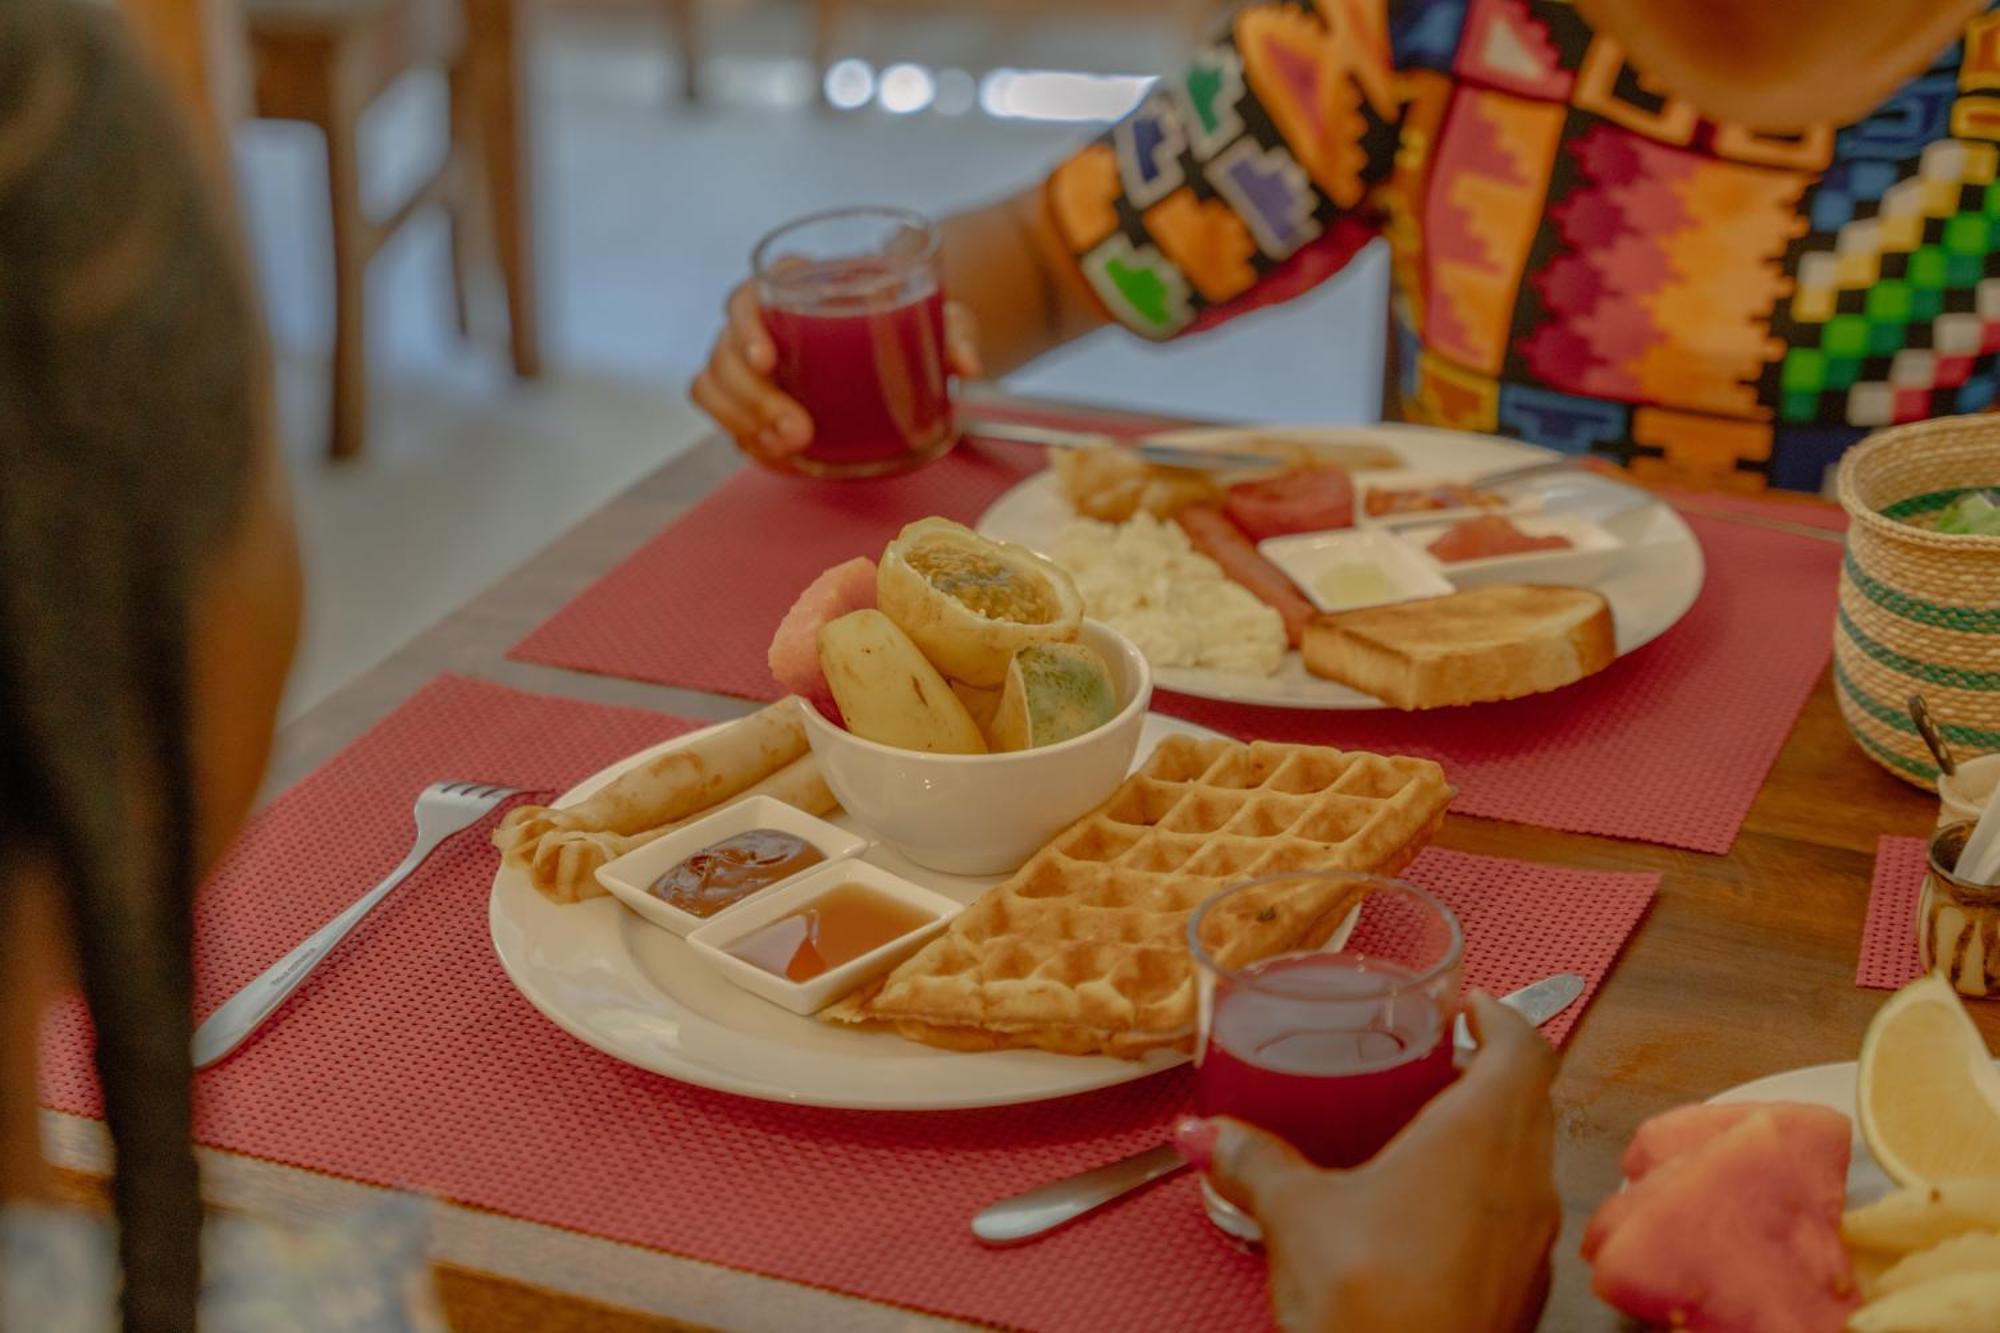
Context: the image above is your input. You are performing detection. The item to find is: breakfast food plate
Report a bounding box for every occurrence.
[489,712,1226,1109]
[976,424,1706,710]
[1586,973,2000,1330]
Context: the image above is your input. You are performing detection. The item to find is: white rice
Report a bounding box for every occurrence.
[1051,514,1287,677]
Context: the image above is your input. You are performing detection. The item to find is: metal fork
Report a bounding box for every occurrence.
[191,780,522,1069]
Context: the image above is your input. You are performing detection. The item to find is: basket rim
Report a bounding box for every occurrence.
[1836,420,2000,553]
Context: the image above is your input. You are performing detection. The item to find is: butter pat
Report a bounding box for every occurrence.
[1259,529,1455,614]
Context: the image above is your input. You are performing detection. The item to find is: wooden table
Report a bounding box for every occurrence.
[50,405,1995,1330]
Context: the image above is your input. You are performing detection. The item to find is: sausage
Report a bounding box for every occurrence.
[1176,503,1315,646]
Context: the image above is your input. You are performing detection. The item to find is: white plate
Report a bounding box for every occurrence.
[1706,1059,2000,1205]
[977,424,1706,710]
[488,712,1224,1109]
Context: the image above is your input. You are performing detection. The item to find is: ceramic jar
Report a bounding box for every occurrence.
[1918,821,2000,997]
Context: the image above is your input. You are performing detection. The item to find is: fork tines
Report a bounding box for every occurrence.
[434,780,518,800]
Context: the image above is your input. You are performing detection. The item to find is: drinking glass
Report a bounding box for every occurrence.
[1188,873,1463,1241]
[752,206,956,479]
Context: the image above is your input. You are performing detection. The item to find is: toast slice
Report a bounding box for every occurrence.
[1302,584,1615,709]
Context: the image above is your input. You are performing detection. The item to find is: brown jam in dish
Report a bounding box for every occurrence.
[649,829,824,917]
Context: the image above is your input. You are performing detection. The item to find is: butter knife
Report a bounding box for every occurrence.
[968,972,1586,1246]
[963,418,1278,472]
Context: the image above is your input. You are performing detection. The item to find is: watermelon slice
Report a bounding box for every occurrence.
[1587,1104,1858,1332]
[768,557,876,718]
[1621,1102,1767,1181]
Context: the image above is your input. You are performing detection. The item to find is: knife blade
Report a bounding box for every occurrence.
[963,417,1278,471]
[1453,972,1584,1052]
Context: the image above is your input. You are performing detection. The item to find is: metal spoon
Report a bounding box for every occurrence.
[969,973,1586,1246]
[1909,694,1958,778]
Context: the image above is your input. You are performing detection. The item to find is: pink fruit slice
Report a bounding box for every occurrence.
[769,557,877,715]
[1587,1103,1857,1332]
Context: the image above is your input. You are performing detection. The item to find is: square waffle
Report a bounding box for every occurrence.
[824,736,1454,1058]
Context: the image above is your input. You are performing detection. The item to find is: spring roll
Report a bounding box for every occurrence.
[554,697,811,837]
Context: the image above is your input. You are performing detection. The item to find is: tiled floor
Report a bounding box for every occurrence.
[245,1,1387,717]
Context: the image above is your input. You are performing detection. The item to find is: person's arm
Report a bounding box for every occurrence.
[694,0,1403,461]
[935,188,1107,377]
[1179,992,1562,1333]
[692,187,1096,460]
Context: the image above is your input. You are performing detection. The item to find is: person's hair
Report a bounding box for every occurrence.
[0,1,263,1327]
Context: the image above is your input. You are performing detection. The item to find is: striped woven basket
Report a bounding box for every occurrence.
[1835,416,2000,789]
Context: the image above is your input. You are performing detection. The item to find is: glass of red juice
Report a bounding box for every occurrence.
[752,206,956,479]
[1187,874,1463,1241]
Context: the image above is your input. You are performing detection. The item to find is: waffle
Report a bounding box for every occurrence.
[824,736,1454,1058]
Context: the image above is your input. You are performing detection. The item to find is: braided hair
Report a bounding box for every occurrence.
[0,0,263,1326]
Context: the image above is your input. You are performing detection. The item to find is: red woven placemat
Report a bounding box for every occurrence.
[1857,835,1928,990]
[513,425,1840,854]
[40,676,1655,1331]
[509,403,1180,699]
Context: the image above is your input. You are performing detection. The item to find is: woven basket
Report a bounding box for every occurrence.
[1834,416,2000,789]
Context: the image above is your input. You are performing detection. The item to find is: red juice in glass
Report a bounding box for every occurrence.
[1188,875,1462,1240]
[1195,954,1457,1168]
[753,209,956,479]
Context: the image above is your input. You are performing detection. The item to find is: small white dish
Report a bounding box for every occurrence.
[801,619,1152,877]
[593,795,868,937]
[1400,513,1626,589]
[1355,468,1531,528]
[1940,752,2000,830]
[1258,529,1456,613]
[687,859,962,1016]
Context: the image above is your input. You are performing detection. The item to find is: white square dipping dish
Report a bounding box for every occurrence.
[1400,513,1626,589]
[593,795,868,937]
[686,859,962,1016]
[1258,529,1456,613]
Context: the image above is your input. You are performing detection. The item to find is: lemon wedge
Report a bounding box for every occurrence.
[1858,973,2000,1187]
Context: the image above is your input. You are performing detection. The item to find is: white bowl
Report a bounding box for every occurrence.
[686,859,962,1016]
[1940,752,2000,830]
[800,619,1153,876]
[593,795,868,937]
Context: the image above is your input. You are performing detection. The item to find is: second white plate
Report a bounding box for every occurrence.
[977,424,1706,710]
[1703,1059,2000,1205]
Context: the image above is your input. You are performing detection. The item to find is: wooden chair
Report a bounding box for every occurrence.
[664,0,699,101]
[248,0,541,458]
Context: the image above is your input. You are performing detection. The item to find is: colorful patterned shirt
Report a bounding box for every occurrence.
[1045,0,2000,491]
